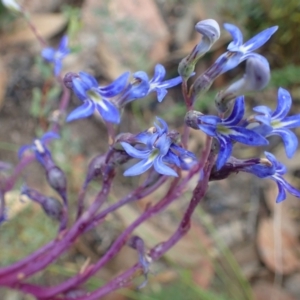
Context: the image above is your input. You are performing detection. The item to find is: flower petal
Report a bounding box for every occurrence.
[274,180,286,203]
[154,155,178,176]
[99,72,130,98]
[152,64,166,83]
[281,114,300,129]
[124,159,153,176]
[72,78,88,100]
[242,26,278,53]
[223,96,245,125]
[156,88,168,102]
[41,48,55,61]
[228,126,269,146]
[278,176,300,200]
[270,128,298,158]
[121,142,150,159]
[215,135,232,170]
[79,72,98,88]
[272,87,292,120]
[224,23,243,51]
[96,100,120,124]
[198,124,217,137]
[66,101,95,122]
[54,60,62,76]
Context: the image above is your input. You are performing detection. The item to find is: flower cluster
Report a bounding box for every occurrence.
[121,118,196,176]
[1,12,300,300]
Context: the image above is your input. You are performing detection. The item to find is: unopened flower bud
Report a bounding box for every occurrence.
[190,73,213,103]
[195,19,220,45]
[63,72,79,89]
[42,196,63,221]
[21,186,63,221]
[46,166,67,195]
[178,19,220,80]
[215,57,270,113]
[184,110,203,129]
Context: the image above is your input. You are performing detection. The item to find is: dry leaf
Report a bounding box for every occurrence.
[1,14,67,45]
[257,217,300,275]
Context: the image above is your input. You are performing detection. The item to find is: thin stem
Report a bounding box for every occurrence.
[0,172,114,286]
[55,137,215,300]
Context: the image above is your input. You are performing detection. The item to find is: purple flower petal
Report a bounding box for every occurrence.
[79,72,98,88]
[154,155,178,177]
[99,72,130,98]
[152,64,166,83]
[216,135,232,170]
[223,96,244,125]
[224,23,243,50]
[41,48,55,61]
[124,159,153,176]
[121,142,150,159]
[66,101,95,122]
[228,126,269,146]
[242,26,278,53]
[271,128,298,158]
[96,100,120,124]
[272,87,292,120]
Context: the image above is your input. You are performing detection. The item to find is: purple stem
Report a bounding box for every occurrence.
[50,137,215,300]
[4,156,35,193]
[0,172,114,286]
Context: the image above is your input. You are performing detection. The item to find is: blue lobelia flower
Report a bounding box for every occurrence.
[67,72,130,124]
[119,64,182,105]
[242,152,300,203]
[18,132,59,168]
[148,64,182,102]
[121,118,196,177]
[197,96,268,170]
[253,87,300,158]
[211,23,278,76]
[41,35,70,76]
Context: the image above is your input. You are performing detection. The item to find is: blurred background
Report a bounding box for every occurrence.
[1,0,300,299]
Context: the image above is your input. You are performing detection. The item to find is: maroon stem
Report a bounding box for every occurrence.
[51,137,215,300]
[0,172,114,286]
[16,137,213,299]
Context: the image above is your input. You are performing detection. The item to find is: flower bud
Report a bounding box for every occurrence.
[195,19,220,45]
[42,196,63,221]
[63,72,79,89]
[46,166,67,196]
[21,186,63,221]
[215,57,270,113]
[184,110,203,129]
[178,19,220,80]
[190,73,213,103]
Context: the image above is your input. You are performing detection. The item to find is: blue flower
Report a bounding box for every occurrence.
[253,88,300,158]
[41,35,70,76]
[18,132,59,167]
[197,96,268,170]
[67,72,130,124]
[211,24,278,76]
[148,64,182,102]
[121,118,195,176]
[243,152,300,203]
[119,64,182,105]
[0,208,7,225]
